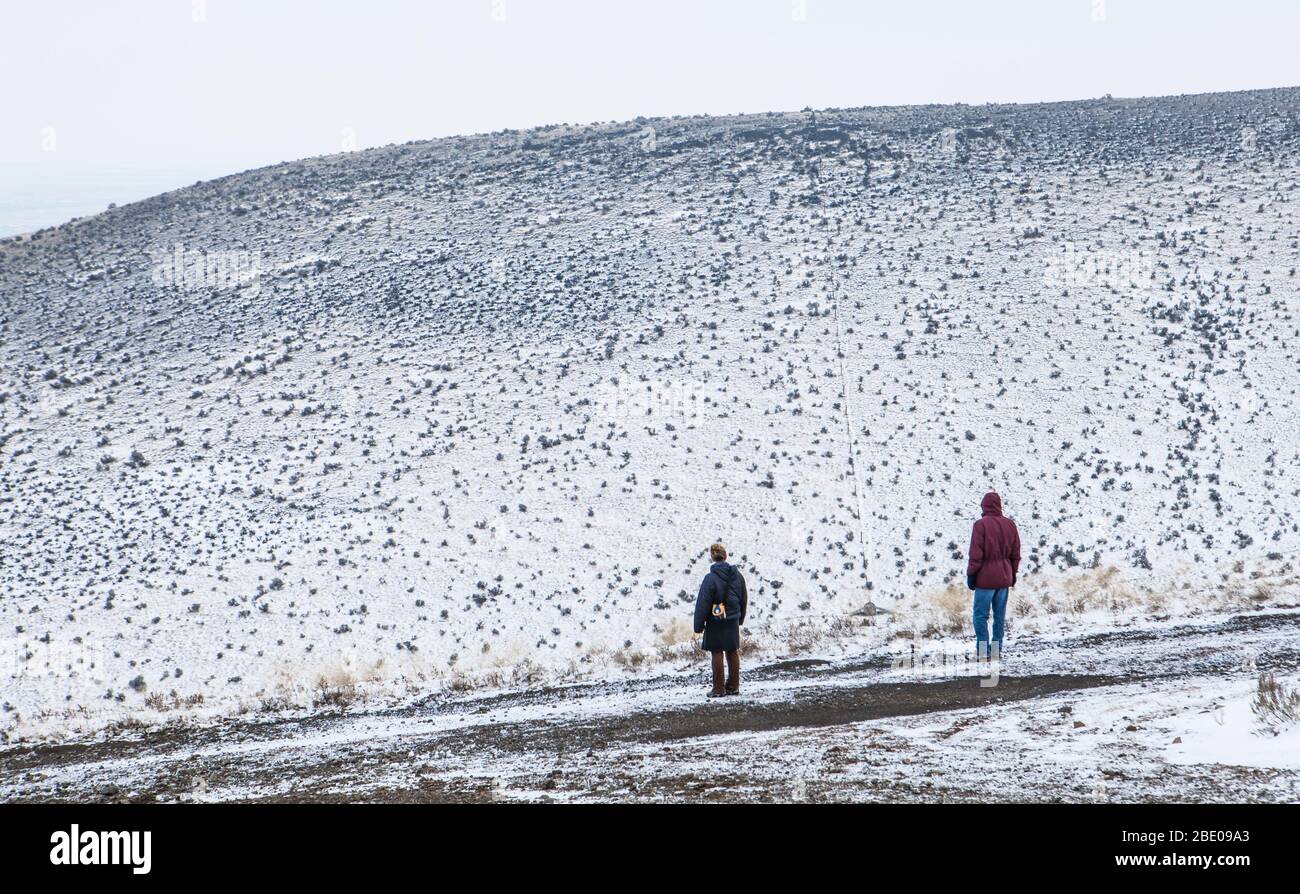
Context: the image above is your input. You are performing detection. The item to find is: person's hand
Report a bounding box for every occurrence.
[966,573,977,591]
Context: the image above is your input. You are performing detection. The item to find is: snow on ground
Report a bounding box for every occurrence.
[4,608,1297,803]
[1166,680,1300,771]
[585,671,1300,804]
[2,87,1299,749]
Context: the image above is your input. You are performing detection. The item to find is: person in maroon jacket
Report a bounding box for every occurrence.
[966,491,1021,660]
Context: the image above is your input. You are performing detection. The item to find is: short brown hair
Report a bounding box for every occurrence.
[709,542,727,562]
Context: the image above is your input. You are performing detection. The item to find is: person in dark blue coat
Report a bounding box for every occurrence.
[693,543,748,697]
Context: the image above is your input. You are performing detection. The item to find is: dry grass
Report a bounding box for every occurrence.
[755,615,864,655]
[443,657,553,693]
[143,691,205,712]
[1056,564,1137,613]
[1252,671,1300,730]
[779,621,820,653]
[309,657,388,708]
[930,583,969,634]
[650,617,705,664]
[313,679,360,708]
[257,695,297,712]
[657,617,695,648]
[611,650,648,669]
[898,562,1296,642]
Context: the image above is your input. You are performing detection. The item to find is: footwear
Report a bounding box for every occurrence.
[707,689,727,698]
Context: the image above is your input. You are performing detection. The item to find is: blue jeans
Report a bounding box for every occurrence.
[973,588,1009,655]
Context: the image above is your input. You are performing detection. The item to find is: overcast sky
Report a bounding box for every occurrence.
[1,0,1296,231]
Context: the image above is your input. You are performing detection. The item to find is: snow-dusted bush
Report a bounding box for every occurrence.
[1252,671,1300,731]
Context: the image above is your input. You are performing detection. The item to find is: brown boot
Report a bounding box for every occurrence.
[708,651,726,697]
[725,649,740,695]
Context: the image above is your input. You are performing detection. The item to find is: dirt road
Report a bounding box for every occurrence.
[3,610,1297,803]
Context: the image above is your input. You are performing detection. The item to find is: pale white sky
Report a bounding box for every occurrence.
[1,0,1296,232]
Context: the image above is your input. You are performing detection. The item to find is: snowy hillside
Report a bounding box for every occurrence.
[2,87,1299,736]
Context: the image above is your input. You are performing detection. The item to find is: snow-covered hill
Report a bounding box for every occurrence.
[3,87,1298,737]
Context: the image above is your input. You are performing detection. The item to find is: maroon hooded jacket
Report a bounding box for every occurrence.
[967,491,1021,589]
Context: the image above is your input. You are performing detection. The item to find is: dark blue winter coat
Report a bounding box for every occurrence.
[693,562,748,652]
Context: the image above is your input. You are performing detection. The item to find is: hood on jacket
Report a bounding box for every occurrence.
[711,562,736,581]
[980,491,1003,517]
